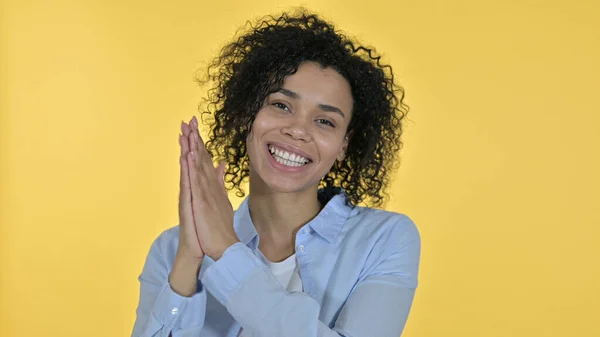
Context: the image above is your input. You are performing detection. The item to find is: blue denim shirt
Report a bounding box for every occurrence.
[132,191,421,337]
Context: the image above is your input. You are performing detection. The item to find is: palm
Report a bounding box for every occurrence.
[177,118,204,259]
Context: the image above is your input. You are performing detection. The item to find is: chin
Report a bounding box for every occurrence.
[250,168,318,195]
[264,177,317,194]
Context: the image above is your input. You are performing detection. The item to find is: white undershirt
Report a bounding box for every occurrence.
[238,254,302,336]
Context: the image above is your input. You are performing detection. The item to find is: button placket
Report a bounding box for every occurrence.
[296,227,309,253]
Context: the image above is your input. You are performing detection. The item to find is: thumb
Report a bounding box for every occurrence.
[216,161,226,185]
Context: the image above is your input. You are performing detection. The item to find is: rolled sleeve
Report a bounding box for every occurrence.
[152,282,207,330]
[335,216,421,337]
[201,242,329,337]
[131,228,208,337]
[201,242,267,306]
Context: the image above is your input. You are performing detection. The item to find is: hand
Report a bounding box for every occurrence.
[186,116,239,260]
[176,117,204,261]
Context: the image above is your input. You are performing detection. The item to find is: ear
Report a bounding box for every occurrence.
[337,134,350,162]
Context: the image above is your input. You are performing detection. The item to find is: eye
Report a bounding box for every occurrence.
[316,118,335,128]
[272,102,290,111]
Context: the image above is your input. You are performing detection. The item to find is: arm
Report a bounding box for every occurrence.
[131,231,208,337]
[131,117,210,337]
[202,221,421,337]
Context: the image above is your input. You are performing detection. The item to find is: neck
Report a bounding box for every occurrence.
[248,180,321,250]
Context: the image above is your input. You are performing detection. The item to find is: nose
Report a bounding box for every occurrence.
[281,115,312,142]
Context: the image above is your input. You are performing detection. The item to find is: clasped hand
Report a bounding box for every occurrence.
[177,116,239,261]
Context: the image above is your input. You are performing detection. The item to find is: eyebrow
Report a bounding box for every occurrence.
[277,88,346,119]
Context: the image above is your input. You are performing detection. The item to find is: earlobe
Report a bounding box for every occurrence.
[337,136,349,161]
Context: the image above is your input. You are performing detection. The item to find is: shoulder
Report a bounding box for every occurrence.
[345,207,421,252]
[342,208,421,287]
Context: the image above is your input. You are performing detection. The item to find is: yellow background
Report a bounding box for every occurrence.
[1,0,599,336]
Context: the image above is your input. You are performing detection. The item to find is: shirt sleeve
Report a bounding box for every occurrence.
[131,230,208,337]
[201,219,421,337]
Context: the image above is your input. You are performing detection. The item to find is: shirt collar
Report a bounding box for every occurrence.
[233,197,259,248]
[308,189,353,243]
[233,188,354,246]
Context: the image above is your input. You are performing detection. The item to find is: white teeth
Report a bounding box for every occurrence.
[268,145,309,167]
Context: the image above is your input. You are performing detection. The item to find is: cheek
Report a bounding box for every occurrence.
[246,112,273,151]
[250,110,285,139]
[247,111,266,139]
[316,138,343,164]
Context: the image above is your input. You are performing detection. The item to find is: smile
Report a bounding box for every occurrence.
[268,145,311,167]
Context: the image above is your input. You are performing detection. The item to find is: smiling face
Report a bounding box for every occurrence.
[246,61,353,194]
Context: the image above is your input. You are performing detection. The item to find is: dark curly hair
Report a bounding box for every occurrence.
[197,9,408,207]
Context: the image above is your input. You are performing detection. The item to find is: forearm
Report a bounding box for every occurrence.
[132,234,209,337]
[202,243,341,337]
[201,242,416,337]
[168,250,202,297]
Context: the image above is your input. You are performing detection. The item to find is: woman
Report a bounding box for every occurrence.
[132,10,421,337]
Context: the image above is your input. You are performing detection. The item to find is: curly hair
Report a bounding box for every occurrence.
[197,9,408,207]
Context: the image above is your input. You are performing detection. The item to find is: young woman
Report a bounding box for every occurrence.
[132,10,421,337]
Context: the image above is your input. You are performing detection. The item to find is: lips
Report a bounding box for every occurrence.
[268,144,311,167]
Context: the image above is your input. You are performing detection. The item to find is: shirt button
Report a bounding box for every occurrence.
[297,245,305,253]
[171,307,179,315]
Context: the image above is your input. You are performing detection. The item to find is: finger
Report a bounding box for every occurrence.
[181,121,193,138]
[188,128,214,175]
[189,117,198,142]
[188,116,208,156]
[187,115,199,148]
[187,152,205,248]
[187,132,205,176]
[188,119,203,154]
[179,155,194,226]
[181,121,192,154]
[191,115,199,130]
[179,133,188,156]
[180,154,203,254]
[188,130,199,157]
[179,155,191,204]
[188,151,208,206]
[216,162,228,198]
[187,119,202,170]
[216,162,226,185]
[193,124,215,173]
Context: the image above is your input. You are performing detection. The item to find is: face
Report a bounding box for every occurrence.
[246,61,353,194]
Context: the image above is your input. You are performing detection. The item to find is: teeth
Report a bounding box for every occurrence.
[268,145,309,167]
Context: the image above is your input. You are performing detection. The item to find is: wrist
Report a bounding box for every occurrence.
[170,251,203,297]
[175,247,204,265]
[209,238,240,261]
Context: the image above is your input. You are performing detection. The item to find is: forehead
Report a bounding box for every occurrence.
[279,62,353,113]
